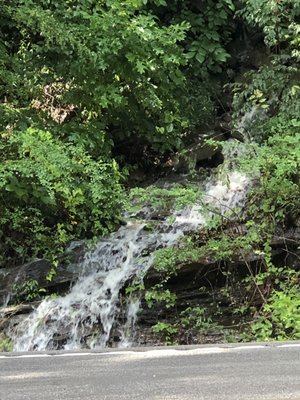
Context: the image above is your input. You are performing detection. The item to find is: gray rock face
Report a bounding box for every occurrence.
[0,225,299,349]
[1,170,299,349]
[0,260,53,306]
[0,241,87,307]
[0,303,37,336]
[170,133,226,173]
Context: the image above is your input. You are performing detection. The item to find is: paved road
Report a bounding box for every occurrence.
[1,343,300,400]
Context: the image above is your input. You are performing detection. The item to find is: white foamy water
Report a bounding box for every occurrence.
[11,147,250,351]
[12,222,186,351]
[175,171,248,226]
[235,105,264,142]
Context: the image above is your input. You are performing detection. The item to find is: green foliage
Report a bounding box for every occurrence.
[151,306,221,345]
[153,230,258,281]
[0,338,13,352]
[180,306,220,335]
[239,0,300,53]
[1,0,234,265]
[0,128,123,267]
[232,65,300,142]
[127,183,203,215]
[142,0,300,345]
[243,242,300,342]
[233,0,300,145]
[152,322,178,344]
[140,0,236,133]
[252,286,300,341]
[13,279,46,303]
[0,0,299,348]
[146,0,235,74]
[145,285,177,309]
[244,129,300,227]
[152,238,211,282]
[1,0,191,151]
[125,282,145,296]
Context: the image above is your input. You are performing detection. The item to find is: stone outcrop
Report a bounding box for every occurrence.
[125,224,300,346]
[168,132,226,173]
[0,241,86,307]
[0,224,299,349]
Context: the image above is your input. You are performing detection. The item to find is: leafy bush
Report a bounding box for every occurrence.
[1,0,191,151]
[0,0,238,268]
[146,0,235,74]
[0,128,123,267]
[244,128,300,227]
[152,322,178,344]
[127,184,204,214]
[232,66,300,142]
[13,279,46,303]
[252,287,300,341]
[180,306,220,335]
[145,286,177,309]
[0,338,13,352]
[240,0,300,53]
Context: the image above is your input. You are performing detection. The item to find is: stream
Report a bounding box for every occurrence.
[11,141,250,351]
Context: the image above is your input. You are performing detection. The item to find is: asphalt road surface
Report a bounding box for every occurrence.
[1,343,300,400]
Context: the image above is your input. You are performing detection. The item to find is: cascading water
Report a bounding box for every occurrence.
[11,143,251,351]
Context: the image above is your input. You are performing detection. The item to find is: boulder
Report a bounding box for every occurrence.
[0,241,87,307]
[171,132,226,173]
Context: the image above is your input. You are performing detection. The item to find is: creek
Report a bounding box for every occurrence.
[10,141,250,351]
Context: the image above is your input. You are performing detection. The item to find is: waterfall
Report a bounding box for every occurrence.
[11,145,250,351]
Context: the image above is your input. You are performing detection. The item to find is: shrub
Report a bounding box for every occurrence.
[0,128,123,267]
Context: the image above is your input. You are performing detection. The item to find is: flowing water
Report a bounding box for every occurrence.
[11,144,251,351]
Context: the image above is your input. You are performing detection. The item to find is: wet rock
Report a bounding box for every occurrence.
[171,133,225,173]
[128,224,300,347]
[0,240,88,307]
[0,303,38,338]
[1,155,299,350]
[0,256,83,307]
[0,260,52,306]
[65,240,87,265]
